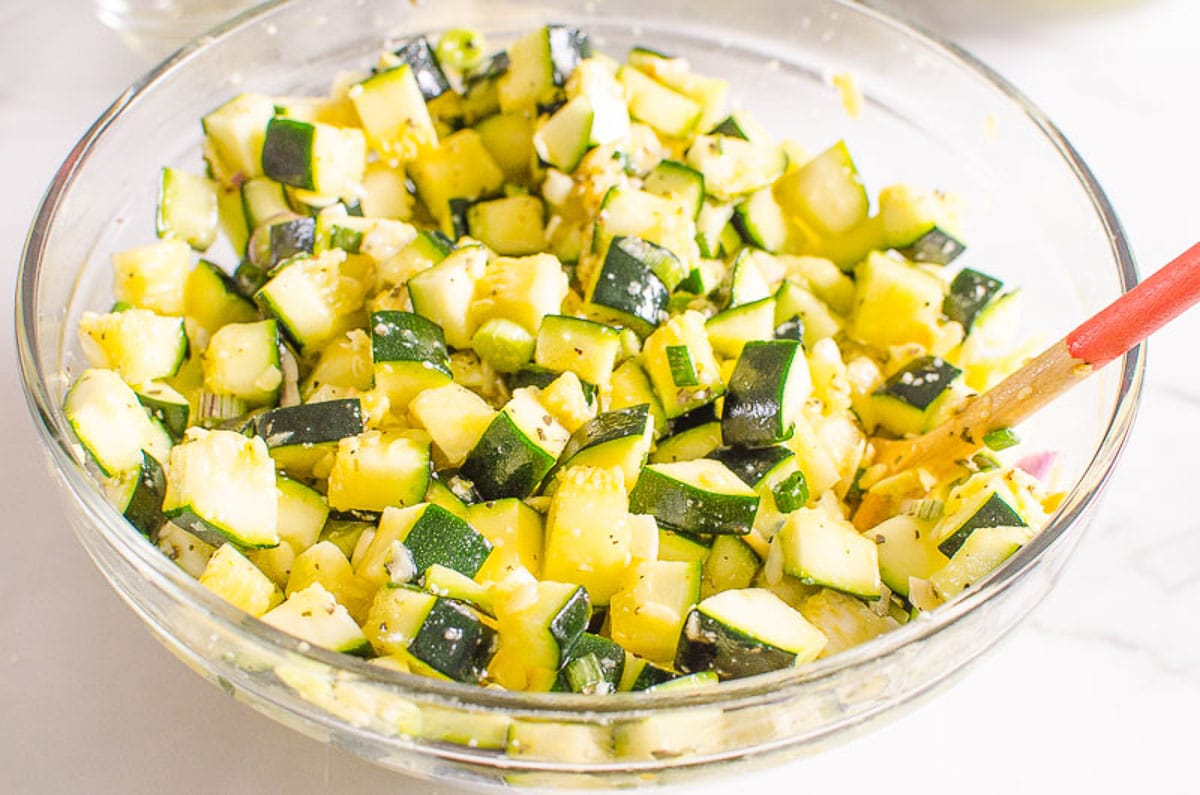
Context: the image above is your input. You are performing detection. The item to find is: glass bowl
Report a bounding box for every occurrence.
[16,0,1142,787]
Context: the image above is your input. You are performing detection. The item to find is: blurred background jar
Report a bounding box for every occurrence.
[95,0,261,58]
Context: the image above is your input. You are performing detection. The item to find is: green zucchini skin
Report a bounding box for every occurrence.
[551,404,650,468]
[250,398,364,448]
[405,594,498,682]
[555,632,626,693]
[944,268,1004,332]
[629,463,759,536]
[267,217,315,269]
[404,504,493,579]
[708,115,751,140]
[674,609,796,679]
[666,345,699,387]
[876,356,962,411]
[122,451,168,541]
[589,236,672,333]
[628,660,676,691]
[261,117,317,190]
[391,36,452,101]
[899,227,965,266]
[458,412,554,500]
[247,214,315,272]
[721,339,804,447]
[370,310,452,375]
[708,445,794,488]
[233,259,270,298]
[134,385,191,443]
[674,589,825,679]
[774,314,804,342]
[446,198,471,241]
[549,585,592,660]
[938,492,1026,558]
[669,403,720,437]
[465,50,510,87]
[568,405,651,452]
[505,364,559,392]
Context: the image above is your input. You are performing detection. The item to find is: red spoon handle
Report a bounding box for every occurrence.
[1067,241,1200,367]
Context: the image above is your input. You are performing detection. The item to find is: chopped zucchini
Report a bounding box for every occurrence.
[157,167,219,251]
[325,431,431,513]
[65,368,173,478]
[629,459,759,536]
[675,588,826,679]
[610,559,701,665]
[490,580,590,691]
[458,387,570,500]
[364,585,496,681]
[867,356,963,437]
[250,398,363,477]
[264,582,371,656]
[543,465,636,606]
[721,339,812,447]
[163,428,278,549]
[200,542,283,616]
[79,309,188,385]
[261,117,366,199]
[773,140,867,236]
[777,505,881,600]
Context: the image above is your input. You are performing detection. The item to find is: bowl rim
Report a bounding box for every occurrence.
[15,0,1144,720]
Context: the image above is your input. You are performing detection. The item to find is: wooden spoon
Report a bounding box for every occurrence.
[853,241,1200,529]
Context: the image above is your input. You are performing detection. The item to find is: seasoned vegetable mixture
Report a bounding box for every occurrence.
[65,25,1059,694]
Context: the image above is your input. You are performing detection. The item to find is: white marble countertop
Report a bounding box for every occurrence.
[3,1,1198,791]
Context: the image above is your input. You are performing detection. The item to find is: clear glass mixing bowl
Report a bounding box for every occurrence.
[16,0,1142,787]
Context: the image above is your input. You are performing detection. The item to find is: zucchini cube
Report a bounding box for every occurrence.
[629,459,759,536]
[201,318,283,408]
[936,489,1027,558]
[163,428,279,550]
[778,505,881,600]
[370,310,453,411]
[721,339,812,448]
[490,581,590,691]
[556,632,627,694]
[543,465,634,606]
[674,588,826,679]
[774,140,867,236]
[78,308,188,385]
[849,251,946,351]
[157,167,219,251]
[264,582,371,657]
[548,404,654,491]
[103,450,167,540]
[65,368,173,478]
[199,542,283,617]
[325,430,431,513]
[261,117,366,199]
[944,268,1004,332]
[113,239,191,316]
[585,236,677,336]
[405,503,494,580]
[610,559,701,665]
[459,388,569,500]
[250,398,364,477]
[868,355,962,437]
[534,314,621,387]
[641,310,725,418]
